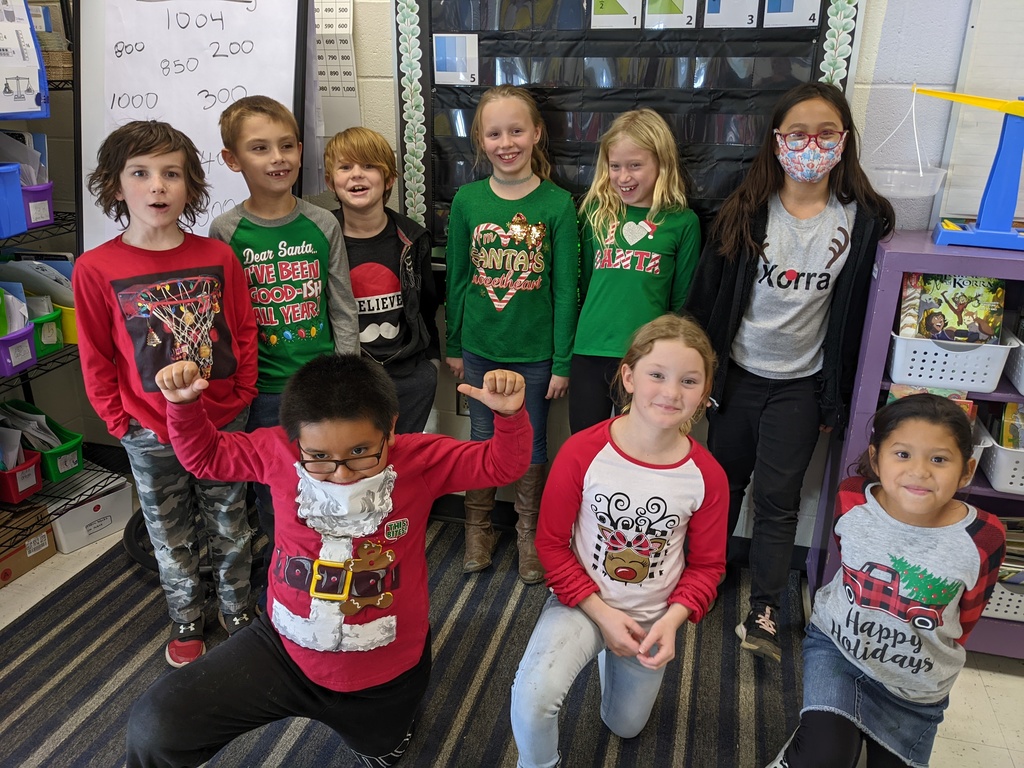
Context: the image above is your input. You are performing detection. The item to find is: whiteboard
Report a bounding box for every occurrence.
[939,0,1024,222]
[78,0,306,253]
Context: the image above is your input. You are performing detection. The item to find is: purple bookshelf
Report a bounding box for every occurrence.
[806,230,1024,659]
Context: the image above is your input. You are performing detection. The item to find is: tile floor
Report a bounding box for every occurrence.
[1,536,1022,768]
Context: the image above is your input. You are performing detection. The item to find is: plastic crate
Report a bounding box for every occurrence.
[0,449,42,504]
[1003,328,1024,395]
[4,399,83,482]
[22,182,54,229]
[54,303,76,344]
[981,582,1024,623]
[0,325,37,376]
[888,332,1018,393]
[976,421,1024,496]
[30,307,63,357]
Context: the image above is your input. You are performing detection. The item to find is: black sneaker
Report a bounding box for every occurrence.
[736,603,782,662]
[218,608,255,635]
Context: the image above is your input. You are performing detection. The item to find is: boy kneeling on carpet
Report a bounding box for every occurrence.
[125,354,532,768]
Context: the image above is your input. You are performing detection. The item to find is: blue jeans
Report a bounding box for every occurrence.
[797,623,947,767]
[462,351,550,464]
[120,409,251,622]
[706,363,821,608]
[510,594,667,768]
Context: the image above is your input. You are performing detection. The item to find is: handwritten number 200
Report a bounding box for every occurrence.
[211,40,255,58]
[198,85,248,111]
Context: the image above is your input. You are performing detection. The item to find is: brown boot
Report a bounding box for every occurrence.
[463,487,497,573]
[514,464,547,584]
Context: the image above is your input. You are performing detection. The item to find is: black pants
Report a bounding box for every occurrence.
[706,363,821,608]
[568,354,621,433]
[784,711,908,767]
[126,613,431,768]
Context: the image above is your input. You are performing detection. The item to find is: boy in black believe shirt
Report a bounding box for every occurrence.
[324,127,441,434]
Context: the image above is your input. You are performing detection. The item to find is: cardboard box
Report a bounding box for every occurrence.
[52,482,133,554]
[0,524,56,589]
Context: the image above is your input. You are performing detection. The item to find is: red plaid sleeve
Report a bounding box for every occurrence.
[833,476,872,557]
[958,508,1007,645]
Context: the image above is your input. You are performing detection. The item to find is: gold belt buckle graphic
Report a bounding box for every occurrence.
[309,558,352,601]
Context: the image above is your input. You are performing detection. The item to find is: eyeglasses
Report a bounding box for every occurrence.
[298,436,387,474]
[774,129,847,151]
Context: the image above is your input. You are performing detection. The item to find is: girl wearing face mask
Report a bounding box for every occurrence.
[684,82,894,666]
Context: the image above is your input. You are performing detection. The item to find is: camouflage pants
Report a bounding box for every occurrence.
[120,410,251,623]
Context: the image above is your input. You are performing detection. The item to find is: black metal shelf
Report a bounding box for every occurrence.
[47,80,73,91]
[0,345,79,398]
[0,211,77,248]
[0,462,129,552]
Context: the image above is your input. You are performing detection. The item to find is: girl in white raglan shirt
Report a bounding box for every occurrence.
[510,315,729,768]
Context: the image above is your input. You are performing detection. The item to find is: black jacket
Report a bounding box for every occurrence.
[333,207,441,377]
[683,203,886,431]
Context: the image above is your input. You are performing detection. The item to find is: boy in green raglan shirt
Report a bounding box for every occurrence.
[210,96,358,586]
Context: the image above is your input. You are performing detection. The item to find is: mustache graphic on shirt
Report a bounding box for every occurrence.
[360,322,401,343]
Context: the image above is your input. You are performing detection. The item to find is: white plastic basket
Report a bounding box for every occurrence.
[1002,328,1024,395]
[888,332,1019,394]
[981,582,1024,623]
[976,420,1024,495]
[971,422,994,467]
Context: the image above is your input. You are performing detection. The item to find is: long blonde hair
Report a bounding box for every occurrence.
[580,109,688,243]
[469,85,552,180]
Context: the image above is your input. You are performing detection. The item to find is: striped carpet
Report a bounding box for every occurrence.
[0,521,804,767]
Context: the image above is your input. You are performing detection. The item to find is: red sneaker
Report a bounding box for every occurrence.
[165,618,206,668]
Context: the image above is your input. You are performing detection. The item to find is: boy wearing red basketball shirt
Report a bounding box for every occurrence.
[74,120,258,668]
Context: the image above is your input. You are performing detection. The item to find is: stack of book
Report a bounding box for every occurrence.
[898,273,1005,345]
[999,518,1024,586]
[886,384,977,426]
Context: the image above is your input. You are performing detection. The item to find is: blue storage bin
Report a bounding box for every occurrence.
[0,164,28,239]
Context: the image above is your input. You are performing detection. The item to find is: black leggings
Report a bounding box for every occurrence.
[568,354,621,433]
[784,711,909,768]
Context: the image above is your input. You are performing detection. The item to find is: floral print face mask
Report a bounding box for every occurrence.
[774,131,847,184]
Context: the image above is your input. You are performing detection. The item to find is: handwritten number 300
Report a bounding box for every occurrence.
[197,85,249,110]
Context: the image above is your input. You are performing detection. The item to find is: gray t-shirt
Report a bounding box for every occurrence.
[731,194,856,378]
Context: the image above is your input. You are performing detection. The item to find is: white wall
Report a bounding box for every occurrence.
[851,0,972,231]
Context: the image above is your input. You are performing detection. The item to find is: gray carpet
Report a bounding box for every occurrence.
[0,521,804,767]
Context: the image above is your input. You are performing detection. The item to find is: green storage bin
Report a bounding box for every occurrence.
[5,399,83,482]
[30,308,64,358]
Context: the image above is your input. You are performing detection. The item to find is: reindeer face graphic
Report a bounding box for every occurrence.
[588,491,678,586]
[598,526,667,584]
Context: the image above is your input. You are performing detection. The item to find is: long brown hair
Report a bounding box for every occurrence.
[469,85,552,180]
[710,82,895,261]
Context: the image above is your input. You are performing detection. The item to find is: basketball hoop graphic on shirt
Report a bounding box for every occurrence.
[118,277,224,378]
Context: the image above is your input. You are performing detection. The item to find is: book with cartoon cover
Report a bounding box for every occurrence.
[915,274,1005,345]
[1001,403,1023,449]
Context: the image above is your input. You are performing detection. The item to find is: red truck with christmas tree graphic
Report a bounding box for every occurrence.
[841,559,958,631]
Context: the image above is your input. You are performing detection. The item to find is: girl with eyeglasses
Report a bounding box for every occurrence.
[684,82,895,665]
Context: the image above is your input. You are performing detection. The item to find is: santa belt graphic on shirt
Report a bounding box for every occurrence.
[277,552,399,610]
[271,540,400,653]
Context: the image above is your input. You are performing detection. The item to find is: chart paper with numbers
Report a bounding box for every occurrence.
[315,0,360,135]
[79,0,303,250]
